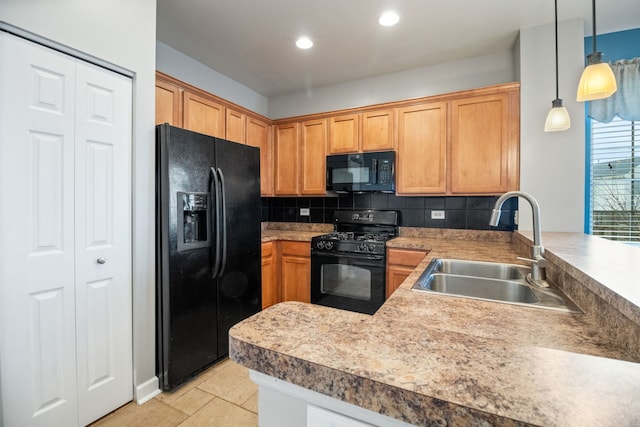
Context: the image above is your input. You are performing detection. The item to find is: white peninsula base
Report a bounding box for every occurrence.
[250,370,415,427]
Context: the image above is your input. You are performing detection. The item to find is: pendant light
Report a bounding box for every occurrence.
[576,0,617,102]
[544,0,571,132]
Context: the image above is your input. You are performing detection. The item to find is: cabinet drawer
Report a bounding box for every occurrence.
[387,248,428,267]
[280,241,310,257]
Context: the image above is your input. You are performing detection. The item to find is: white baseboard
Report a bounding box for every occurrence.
[135,376,161,405]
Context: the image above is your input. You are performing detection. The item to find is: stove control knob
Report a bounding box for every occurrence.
[368,244,376,252]
[358,243,367,252]
[316,241,325,250]
[326,241,334,250]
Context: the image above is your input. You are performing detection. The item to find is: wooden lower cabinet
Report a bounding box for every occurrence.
[261,240,311,308]
[262,241,427,306]
[386,248,429,298]
[261,242,278,309]
[280,241,311,303]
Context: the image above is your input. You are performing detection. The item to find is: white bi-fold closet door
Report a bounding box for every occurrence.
[0,32,133,426]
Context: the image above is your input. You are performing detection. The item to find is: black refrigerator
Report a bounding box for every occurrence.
[155,124,261,391]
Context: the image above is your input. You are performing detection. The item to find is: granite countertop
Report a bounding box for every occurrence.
[232,227,640,426]
[261,222,333,243]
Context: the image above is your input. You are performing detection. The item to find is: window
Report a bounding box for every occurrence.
[589,117,639,245]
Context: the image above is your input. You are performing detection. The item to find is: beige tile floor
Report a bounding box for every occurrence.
[91,359,258,427]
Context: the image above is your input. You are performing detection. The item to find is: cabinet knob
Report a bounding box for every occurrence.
[97,258,106,264]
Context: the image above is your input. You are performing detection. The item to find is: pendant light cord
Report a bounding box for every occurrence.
[554,0,559,100]
[592,0,597,53]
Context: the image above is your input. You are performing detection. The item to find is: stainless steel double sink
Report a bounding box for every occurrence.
[411,258,581,313]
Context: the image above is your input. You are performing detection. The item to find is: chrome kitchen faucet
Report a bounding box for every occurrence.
[489,191,550,288]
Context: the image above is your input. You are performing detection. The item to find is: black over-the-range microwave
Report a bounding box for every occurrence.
[326,150,395,193]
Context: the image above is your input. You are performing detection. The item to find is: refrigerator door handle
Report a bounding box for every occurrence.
[210,167,222,278]
[217,167,228,276]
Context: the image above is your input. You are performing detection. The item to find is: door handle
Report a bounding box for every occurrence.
[371,159,378,184]
[210,167,222,279]
[96,258,106,264]
[217,168,228,277]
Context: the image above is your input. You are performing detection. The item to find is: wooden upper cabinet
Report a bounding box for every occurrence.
[396,102,448,194]
[155,79,182,127]
[247,116,273,196]
[300,119,327,195]
[361,109,395,152]
[274,123,299,195]
[183,91,225,138]
[225,108,246,144]
[450,92,516,194]
[155,73,520,197]
[328,114,359,154]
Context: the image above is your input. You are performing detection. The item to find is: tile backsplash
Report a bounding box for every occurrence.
[262,194,517,231]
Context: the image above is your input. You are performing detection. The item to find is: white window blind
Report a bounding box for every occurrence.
[590,117,639,244]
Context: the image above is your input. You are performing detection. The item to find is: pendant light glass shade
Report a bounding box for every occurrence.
[544,99,571,131]
[576,0,617,102]
[545,0,570,132]
[576,52,617,101]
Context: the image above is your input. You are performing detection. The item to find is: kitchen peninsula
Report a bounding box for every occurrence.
[231,227,640,426]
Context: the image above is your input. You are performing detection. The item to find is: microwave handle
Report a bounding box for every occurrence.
[371,159,378,184]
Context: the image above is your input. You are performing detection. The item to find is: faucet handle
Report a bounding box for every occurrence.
[517,256,549,268]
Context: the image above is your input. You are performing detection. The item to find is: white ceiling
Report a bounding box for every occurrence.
[156,0,640,98]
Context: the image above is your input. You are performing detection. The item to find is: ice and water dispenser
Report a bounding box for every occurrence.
[177,192,211,252]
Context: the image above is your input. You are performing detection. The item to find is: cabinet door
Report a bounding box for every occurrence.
[361,109,395,152]
[280,242,310,303]
[386,249,428,298]
[274,123,300,195]
[155,79,182,126]
[183,91,225,138]
[450,93,512,194]
[225,107,246,144]
[261,242,278,309]
[328,114,359,154]
[300,119,327,195]
[396,102,447,194]
[247,116,273,196]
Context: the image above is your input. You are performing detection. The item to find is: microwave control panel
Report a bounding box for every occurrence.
[378,159,392,184]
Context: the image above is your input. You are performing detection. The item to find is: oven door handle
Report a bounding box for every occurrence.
[311,251,384,262]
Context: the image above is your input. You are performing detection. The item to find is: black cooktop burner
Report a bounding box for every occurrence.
[315,231,392,243]
[312,210,399,255]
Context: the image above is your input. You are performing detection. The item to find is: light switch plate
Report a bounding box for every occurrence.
[431,210,445,220]
[300,208,310,216]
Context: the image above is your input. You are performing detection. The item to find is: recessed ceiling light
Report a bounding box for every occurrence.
[296,36,313,49]
[379,10,399,27]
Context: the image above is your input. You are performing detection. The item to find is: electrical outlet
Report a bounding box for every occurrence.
[514,210,519,225]
[431,210,445,220]
[300,208,310,216]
